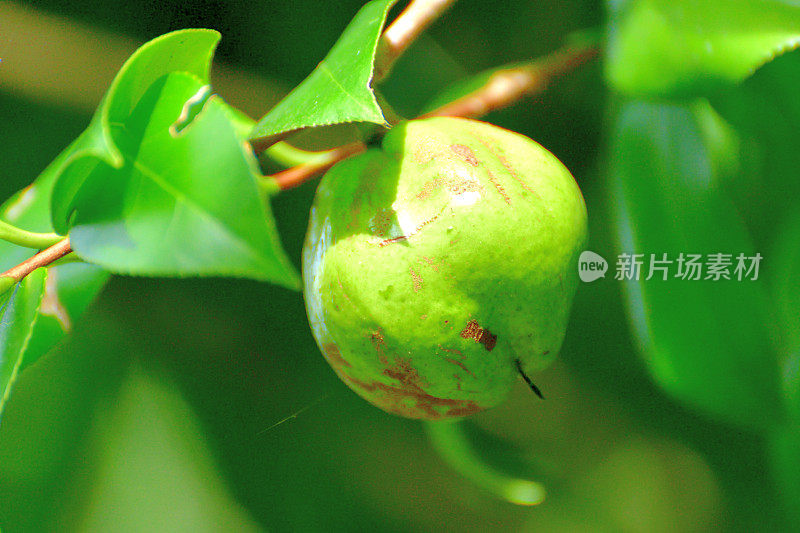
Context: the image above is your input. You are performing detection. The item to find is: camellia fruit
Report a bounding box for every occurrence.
[302,117,587,419]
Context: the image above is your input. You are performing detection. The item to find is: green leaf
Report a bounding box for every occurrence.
[49,29,222,234]
[250,0,396,141]
[771,213,800,422]
[769,425,800,527]
[44,29,298,286]
[63,365,261,531]
[710,50,800,250]
[62,71,299,287]
[610,99,784,429]
[0,154,110,389]
[0,269,46,421]
[606,0,800,98]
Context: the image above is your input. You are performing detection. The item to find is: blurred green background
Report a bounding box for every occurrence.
[0,0,796,531]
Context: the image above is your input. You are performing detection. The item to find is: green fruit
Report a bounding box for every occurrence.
[302,117,587,419]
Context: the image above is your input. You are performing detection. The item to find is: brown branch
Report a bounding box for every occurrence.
[270,38,599,191]
[420,43,599,119]
[273,143,366,190]
[2,238,73,282]
[374,0,458,82]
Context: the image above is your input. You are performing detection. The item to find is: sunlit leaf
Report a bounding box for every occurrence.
[49,29,221,233]
[606,0,800,98]
[251,0,396,141]
[63,72,299,287]
[44,29,298,286]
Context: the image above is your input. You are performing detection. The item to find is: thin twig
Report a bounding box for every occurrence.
[2,238,73,282]
[270,39,598,191]
[419,43,599,119]
[374,0,458,81]
[272,142,366,190]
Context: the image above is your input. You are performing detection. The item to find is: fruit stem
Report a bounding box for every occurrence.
[424,420,546,506]
[266,142,367,191]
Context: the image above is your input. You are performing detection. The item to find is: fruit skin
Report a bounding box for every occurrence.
[302,117,587,419]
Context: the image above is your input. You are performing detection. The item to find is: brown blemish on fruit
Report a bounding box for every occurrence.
[378,234,408,246]
[445,403,482,417]
[438,345,464,356]
[422,256,439,272]
[486,169,512,205]
[420,314,428,320]
[469,128,541,198]
[497,152,537,195]
[322,343,351,369]
[410,267,423,292]
[415,172,483,201]
[377,210,442,247]
[445,357,475,377]
[450,144,479,166]
[413,138,442,163]
[336,272,357,310]
[370,329,387,357]
[342,357,482,419]
[460,320,497,351]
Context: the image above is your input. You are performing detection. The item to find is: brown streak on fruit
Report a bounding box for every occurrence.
[378,234,408,247]
[409,267,423,292]
[445,402,482,417]
[450,144,479,166]
[445,357,475,377]
[438,345,464,357]
[377,211,441,247]
[336,272,356,309]
[460,319,497,351]
[322,343,351,368]
[342,357,482,419]
[486,169,512,205]
[470,130,541,198]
